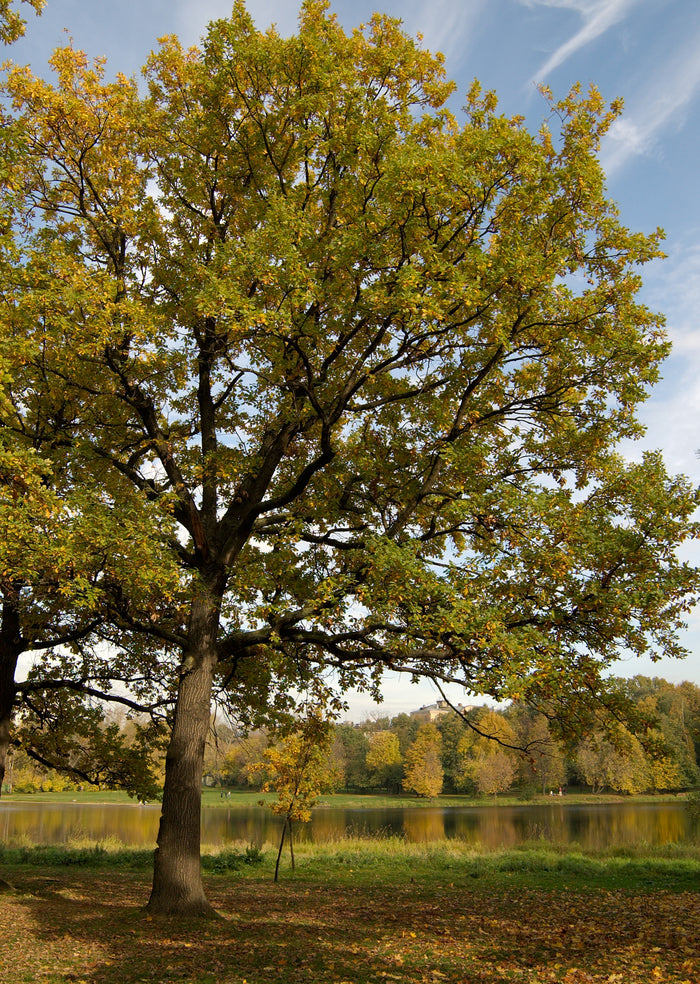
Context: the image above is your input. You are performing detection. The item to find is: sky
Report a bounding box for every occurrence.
[8,0,700,719]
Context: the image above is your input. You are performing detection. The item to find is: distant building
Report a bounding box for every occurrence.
[409,700,474,722]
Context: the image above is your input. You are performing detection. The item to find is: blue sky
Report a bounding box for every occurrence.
[9,0,700,718]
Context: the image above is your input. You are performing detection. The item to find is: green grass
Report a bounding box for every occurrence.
[3,787,690,809]
[312,790,690,808]
[258,837,700,891]
[1,788,139,804]
[2,836,699,891]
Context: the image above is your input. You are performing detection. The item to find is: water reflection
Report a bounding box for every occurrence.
[0,800,693,850]
[0,801,161,847]
[402,808,446,843]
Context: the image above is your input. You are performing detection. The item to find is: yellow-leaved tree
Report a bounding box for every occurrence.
[403,724,443,798]
[365,731,402,790]
[252,711,338,881]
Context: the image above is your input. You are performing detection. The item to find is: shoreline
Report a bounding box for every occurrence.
[0,788,691,809]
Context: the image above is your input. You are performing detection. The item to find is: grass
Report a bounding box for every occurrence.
[311,790,690,809]
[1,788,138,804]
[1,839,699,983]
[207,789,693,810]
[2,836,698,885]
[2,787,690,809]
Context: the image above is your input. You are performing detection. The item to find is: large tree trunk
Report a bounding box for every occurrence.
[0,654,13,798]
[0,703,11,799]
[0,597,21,892]
[146,598,220,917]
[0,694,13,890]
[0,595,21,800]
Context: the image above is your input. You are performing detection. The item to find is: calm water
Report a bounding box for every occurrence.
[0,800,694,850]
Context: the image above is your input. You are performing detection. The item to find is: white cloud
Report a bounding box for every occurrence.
[519,0,641,82]
[600,33,700,175]
[340,671,496,721]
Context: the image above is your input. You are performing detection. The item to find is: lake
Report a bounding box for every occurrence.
[0,800,694,851]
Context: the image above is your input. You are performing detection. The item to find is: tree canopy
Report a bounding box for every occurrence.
[0,0,697,915]
[0,0,42,45]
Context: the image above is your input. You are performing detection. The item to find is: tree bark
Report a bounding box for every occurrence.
[146,598,220,917]
[0,704,11,800]
[0,598,21,891]
[0,684,14,797]
[0,595,21,800]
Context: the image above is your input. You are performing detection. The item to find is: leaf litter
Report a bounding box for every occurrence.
[0,868,698,984]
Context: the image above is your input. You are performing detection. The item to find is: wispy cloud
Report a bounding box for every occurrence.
[518,0,641,82]
[403,0,487,63]
[645,241,700,357]
[620,238,700,481]
[600,31,700,175]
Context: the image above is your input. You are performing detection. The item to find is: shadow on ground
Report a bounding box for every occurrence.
[1,868,698,983]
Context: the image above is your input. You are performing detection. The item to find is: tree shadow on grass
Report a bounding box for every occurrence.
[2,868,699,983]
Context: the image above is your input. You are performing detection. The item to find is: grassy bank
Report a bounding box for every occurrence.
[309,791,691,810]
[1,787,691,808]
[2,837,700,889]
[1,840,698,983]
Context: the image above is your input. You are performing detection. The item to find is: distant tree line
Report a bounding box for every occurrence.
[204,676,700,799]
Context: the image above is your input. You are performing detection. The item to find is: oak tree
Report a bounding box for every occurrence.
[2,0,698,914]
[0,435,170,801]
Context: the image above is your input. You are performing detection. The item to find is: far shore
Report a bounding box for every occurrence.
[0,788,692,809]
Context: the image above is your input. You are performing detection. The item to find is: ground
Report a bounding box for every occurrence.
[1,856,698,984]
